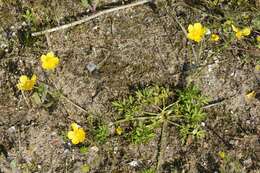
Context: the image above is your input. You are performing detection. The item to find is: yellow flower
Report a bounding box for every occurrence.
[232,25,251,40]
[245,91,256,102]
[257,35,260,42]
[218,151,226,159]
[17,74,37,91]
[40,52,59,70]
[187,23,207,42]
[255,64,260,71]
[67,123,86,145]
[211,34,220,42]
[116,126,123,135]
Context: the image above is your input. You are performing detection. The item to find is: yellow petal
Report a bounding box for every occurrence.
[19,75,28,83]
[188,24,194,32]
[71,137,80,145]
[236,31,243,39]
[40,55,47,62]
[77,128,86,142]
[116,127,123,135]
[31,74,37,81]
[257,36,260,42]
[67,131,75,140]
[47,51,55,57]
[218,151,226,159]
[71,123,79,131]
[241,27,251,36]
[194,23,202,30]
[211,34,220,41]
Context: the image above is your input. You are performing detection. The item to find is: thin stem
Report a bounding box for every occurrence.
[37,81,88,114]
[163,102,176,111]
[59,94,88,114]
[156,120,168,172]
[191,43,199,62]
[166,119,181,127]
[198,39,204,61]
[114,116,158,124]
[21,91,30,107]
[169,6,199,62]
[143,111,159,116]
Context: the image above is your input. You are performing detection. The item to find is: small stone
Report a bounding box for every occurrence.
[86,62,97,73]
[21,21,27,26]
[243,158,252,167]
[7,126,16,134]
[128,160,140,167]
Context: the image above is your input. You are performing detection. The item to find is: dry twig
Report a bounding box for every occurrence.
[32,0,152,36]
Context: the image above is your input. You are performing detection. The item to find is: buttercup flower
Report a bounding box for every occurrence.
[257,35,260,42]
[40,52,59,70]
[116,126,123,135]
[187,23,207,42]
[17,74,37,91]
[211,34,220,42]
[255,64,260,71]
[231,25,251,40]
[218,151,226,159]
[67,123,86,145]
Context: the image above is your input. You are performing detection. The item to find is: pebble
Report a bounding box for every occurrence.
[7,126,16,134]
[86,62,97,73]
[128,160,140,167]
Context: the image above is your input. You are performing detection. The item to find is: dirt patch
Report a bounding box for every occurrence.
[1,0,260,172]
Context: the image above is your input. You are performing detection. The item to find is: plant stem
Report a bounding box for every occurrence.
[21,91,30,107]
[114,116,158,124]
[59,94,88,114]
[143,111,159,116]
[163,102,176,111]
[166,119,181,127]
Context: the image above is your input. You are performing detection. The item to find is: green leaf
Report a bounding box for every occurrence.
[81,0,90,8]
[31,92,42,105]
[80,146,89,154]
[81,164,90,173]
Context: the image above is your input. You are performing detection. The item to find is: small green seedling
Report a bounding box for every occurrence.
[112,85,208,144]
[80,0,92,8]
[79,146,89,154]
[94,125,109,144]
[140,168,156,173]
[22,9,36,26]
[31,83,61,109]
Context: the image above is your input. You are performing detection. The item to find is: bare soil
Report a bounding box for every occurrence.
[0,0,260,172]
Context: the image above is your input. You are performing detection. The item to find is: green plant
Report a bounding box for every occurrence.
[94,125,109,144]
[174,85,208,143]
[79,146,89,154]
[80,0,92,8]
[130,123,155,144]
[140,168,156,173]
[81,164,90,173]
[22,9,36,25]
[31,83,61,109]
[112,85,208,144]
